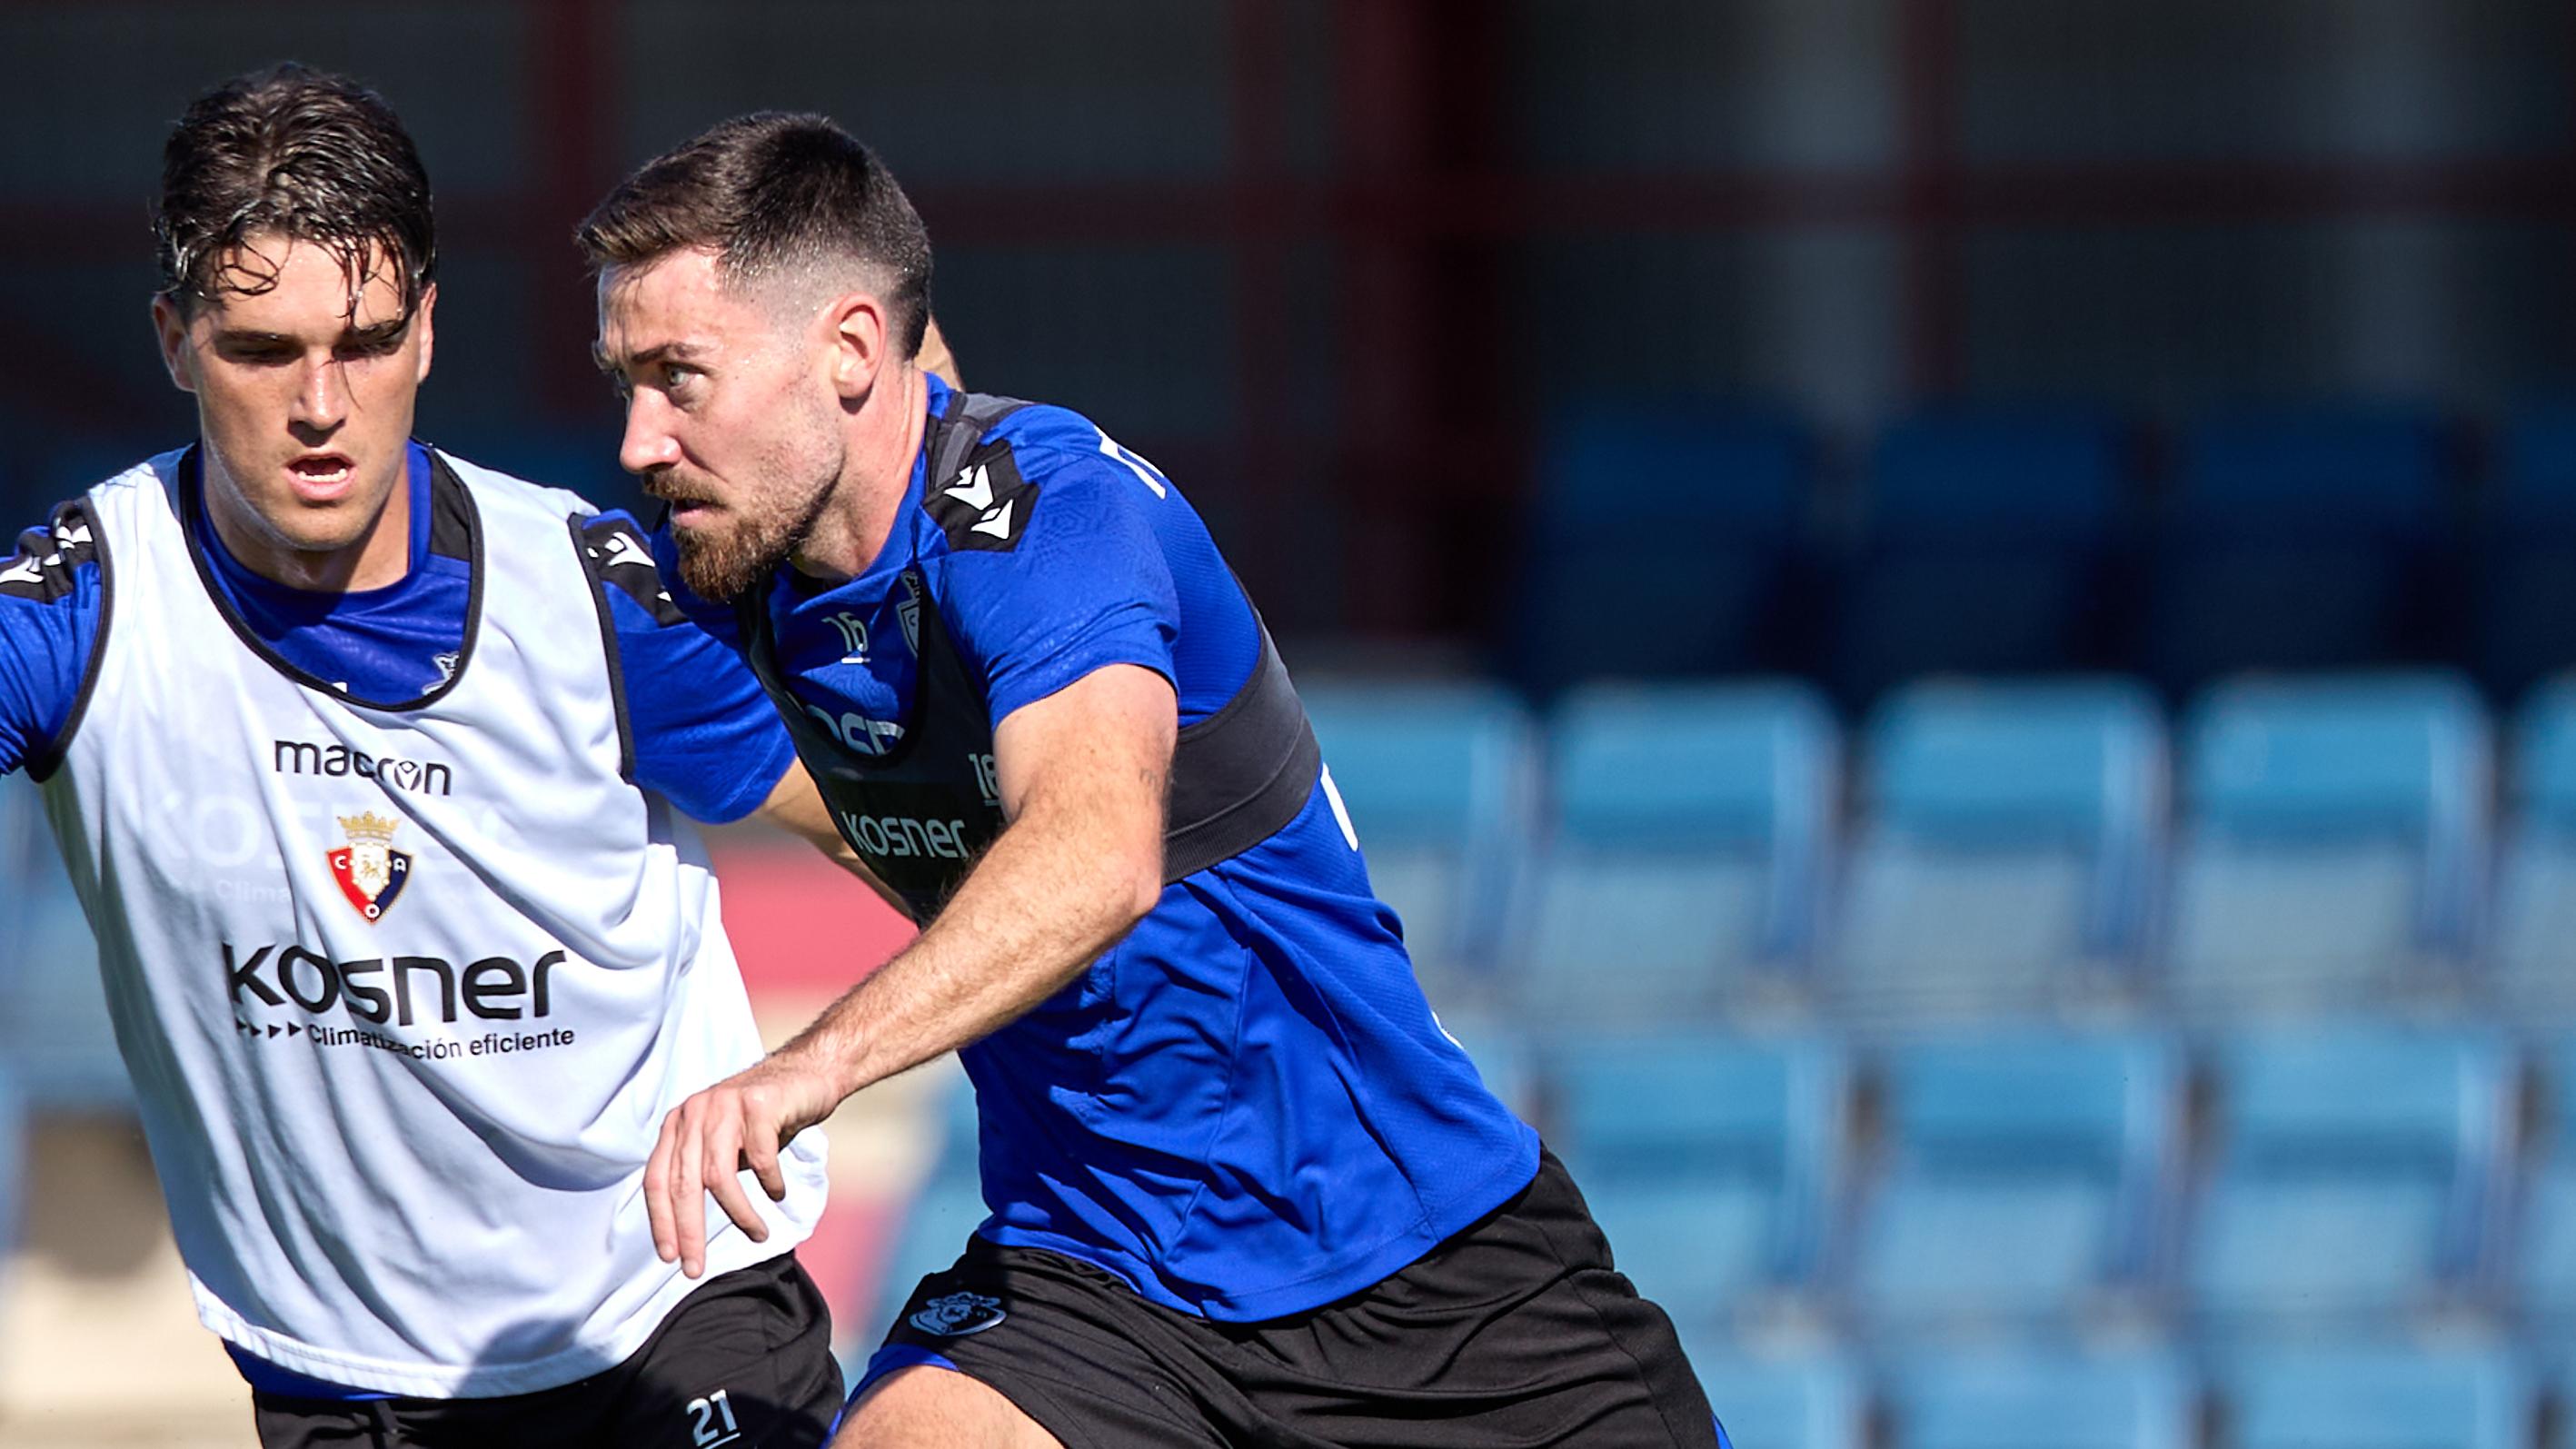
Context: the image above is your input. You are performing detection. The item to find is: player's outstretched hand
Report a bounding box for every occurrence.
[645,1051,842,1278]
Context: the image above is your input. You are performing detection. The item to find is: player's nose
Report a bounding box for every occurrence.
[292,356,347,431]
[619,396,683,476]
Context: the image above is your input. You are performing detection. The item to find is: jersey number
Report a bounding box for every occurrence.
[687,1388,740,1445]
[1097,430,1170,499]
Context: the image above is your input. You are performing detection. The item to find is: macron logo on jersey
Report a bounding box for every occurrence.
[274,739,455,796]
[928,452,1037,552]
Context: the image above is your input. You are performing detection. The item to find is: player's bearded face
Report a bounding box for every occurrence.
[152,233,433,579]
[600,253,846,600]
[643,386,841,601]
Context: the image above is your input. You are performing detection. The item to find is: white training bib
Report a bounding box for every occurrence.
[35,449,827,1397]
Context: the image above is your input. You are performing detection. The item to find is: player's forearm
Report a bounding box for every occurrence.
[778,796,1159,1101]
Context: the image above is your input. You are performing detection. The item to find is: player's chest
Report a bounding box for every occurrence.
[776,582,931,761]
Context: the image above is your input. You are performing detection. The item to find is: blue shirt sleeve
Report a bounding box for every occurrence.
[583,511,794,824]
[940,447,1181,727]
[0,514,104,778]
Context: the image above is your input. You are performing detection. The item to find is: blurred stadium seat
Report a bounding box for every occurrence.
[1829,679,2165,1016]
[2166,672,2489,1013]
[2189,1027,2511,1331]
[1545,1029,1846,1343]
[1883,1352,2196,1449]
[1516,681,1837,1020]
[1690,1353,1864,1449]
[2473,403,2576,699]
[2492,677,2576,1014]
[2514,1037,2576,1324]
[2145,406,2455,690]
[0,785,123,1110]
[1510,402,1813,699]
[1298,679,1537,1007]
[1853,1032,2178,1335]
[2215,1345,2531,1449]
[1832,407,2132,704]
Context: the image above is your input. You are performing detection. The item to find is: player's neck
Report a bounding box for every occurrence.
[789,362,930,585]
[200,444,413,595]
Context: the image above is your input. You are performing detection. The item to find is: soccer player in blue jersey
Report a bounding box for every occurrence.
[586,114,1727,1448]
[0,66,940,1447]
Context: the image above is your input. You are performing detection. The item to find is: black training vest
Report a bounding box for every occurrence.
[739,391,1324,922]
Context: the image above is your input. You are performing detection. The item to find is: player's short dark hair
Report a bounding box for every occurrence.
[154,63,436,322]
[576,113,932,358]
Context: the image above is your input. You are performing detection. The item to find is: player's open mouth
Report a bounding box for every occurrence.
[287,453,357,500]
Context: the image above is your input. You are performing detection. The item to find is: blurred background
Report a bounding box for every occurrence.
[7,0,2576,1444]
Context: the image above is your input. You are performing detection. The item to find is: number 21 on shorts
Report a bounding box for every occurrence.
[685,1387,740,1446]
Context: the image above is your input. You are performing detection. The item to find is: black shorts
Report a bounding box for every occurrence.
[859,1148,1729,1448]
[251,1251,842,1449]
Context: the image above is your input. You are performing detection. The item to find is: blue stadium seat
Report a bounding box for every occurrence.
[2473,402,2576,696]
[2190,1027,2510,1330]
[0,786,124,1109]
[1854,1033,2178,1334]
[2166,673,2490,1013]
[1516,682,1838,1019]
[2144,406,2454,690]
[2218,1346,2531,1449]
[1300,679,1537,1006]
[2492,678,2576,1013]
[1692,1353,1864,1449]
[2514,1037,2576,1321]
[1830,679,2164,1015]
[1546,1030,1846,1342]
[1833,408,2131,703]
[1884,1353,2195,1449]
[1511,402,1813,698]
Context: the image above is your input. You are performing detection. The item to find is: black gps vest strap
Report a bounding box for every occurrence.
[1164,621,1323,880]
[927,389,1325,881]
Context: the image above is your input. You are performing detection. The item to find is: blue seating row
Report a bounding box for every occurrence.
[1699,1344,2527,1449]
[1305,669,2568,1021]
[1476,1024,2551,1345]
[1519,400,2576,699]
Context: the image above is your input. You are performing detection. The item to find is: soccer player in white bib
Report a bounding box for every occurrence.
[0,65,879,1447]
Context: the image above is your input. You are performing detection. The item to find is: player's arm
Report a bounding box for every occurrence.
[0,511,105,779]
[748,761,914,918]
[647,660,1174,1275]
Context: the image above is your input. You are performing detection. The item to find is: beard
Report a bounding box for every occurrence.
[663,474,834,601]
[652,403,842,601]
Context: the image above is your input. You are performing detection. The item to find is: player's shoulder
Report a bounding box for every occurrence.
[575,509,691,628]
[421,445,601,526]
[921,399,1166,558]
[0,496,107,607]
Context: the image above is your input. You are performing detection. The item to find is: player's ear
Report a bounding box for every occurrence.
[411,282,438,385]
[825,291,889,401]
[150,293,198,395]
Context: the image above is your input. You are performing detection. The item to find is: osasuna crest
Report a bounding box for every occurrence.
[329,811,413,923]
[909,1290,1007,1337]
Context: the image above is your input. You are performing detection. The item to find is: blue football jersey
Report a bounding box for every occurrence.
[679,377,1537,1320]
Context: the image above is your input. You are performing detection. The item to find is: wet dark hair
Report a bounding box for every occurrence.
[154,63,436,321]
[576,112,931,357]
